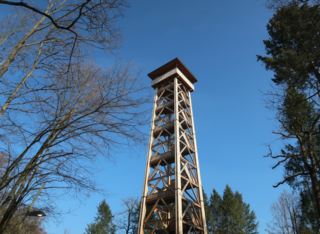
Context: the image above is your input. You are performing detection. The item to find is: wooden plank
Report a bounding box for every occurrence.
[181,175,199,189]
[180,127,194,145]
[184,163,194,184]
[156,98,165,108]
[185,148,196,165]
[157,210,164,220]
[159,222,170,234]
[147,179,161,199]
[156,100,174,111]
[180,161,188,175]
[158,83,174,93]
[182,220,203,231]
[138,88,158,234]
[152,139,172,148]
[147,193,175,202]
[151,68,195,91]
[188,90,207,234]
[189,165,197,183]
[150,223,158,234]
[174,77,183,234]
[153,118,164,133]
[185,190,198,204]
[162,178,175,194]
[190,183,199,203]
[149,174,174,182]
[155,207,168,214]
[152,130,163,146]
[162,158,170,166]
[155,107,164,120]
[181,197,201,208]
[150,146,162,161]
[182,181,189,194]
[155,114,172,124]
[191,203,201,227]
[150,183,163,192]
[149,160,162,180]
[182,203,190,218]
[145,199,160,222]
[152,167,167,177]
[161,198,174,217]
[153,122,174,137]
[151,157,174,169]
[145,219,171,225]
[163,128,173,137]
[157,89,166,100]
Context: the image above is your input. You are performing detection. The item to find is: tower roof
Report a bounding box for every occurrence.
[147,58,198,84]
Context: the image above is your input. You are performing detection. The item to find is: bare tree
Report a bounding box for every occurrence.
[0,0,129,117]
[116,196,140,234]
[0,59,150,233]
[264,0,320,9]
[1,205,47,234]
[0,1,151,233]
[266,190,302,234]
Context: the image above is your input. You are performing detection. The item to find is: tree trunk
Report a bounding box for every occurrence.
[126,212,131,234]
[0,182,26,234]
[308,154,320,218]
[301,139,320,219]
[0,198,19,234]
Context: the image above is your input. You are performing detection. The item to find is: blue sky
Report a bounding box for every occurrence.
[1,0,294,233]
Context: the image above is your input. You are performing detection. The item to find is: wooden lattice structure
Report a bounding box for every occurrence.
[138,58,207,234]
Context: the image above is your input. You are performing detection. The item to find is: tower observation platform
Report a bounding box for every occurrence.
[138,58,207,234]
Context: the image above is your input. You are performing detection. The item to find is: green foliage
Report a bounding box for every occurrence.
[84,200,116,234]
[257,3,320,91]
[207,185,258,234]
[203,189,214,232]
[279,88,319,193]
[300,188,320,232]
[257,2,320,229]
[210,189,223,233]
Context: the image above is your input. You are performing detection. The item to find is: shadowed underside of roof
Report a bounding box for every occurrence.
[147,58,198,84]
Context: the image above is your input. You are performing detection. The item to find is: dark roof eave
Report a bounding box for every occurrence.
[147,58,198,84]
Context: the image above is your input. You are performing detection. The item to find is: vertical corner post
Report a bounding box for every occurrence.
[188,91,208,234]
[138,87,158,234]
[174,78,183,234]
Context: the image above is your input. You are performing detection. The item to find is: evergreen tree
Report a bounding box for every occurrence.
[220,185,238,233]
[234,192,258,234]
[210,189,223,233]
[300,188,320,232]
[209,185,258,234]
[257,2,320,227]
[84,200,116,234]
[203,189,214,233]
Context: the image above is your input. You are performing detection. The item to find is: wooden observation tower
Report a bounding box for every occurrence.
[138,58,207,234]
